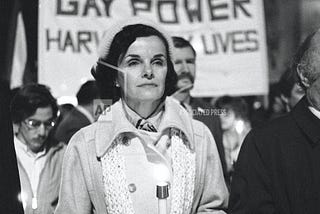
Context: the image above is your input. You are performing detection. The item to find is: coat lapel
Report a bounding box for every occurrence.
[94,97,196,158]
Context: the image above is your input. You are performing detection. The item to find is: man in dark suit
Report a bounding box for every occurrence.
[171,36,227,182]
[229,30,320,214]
[54,80,100,143]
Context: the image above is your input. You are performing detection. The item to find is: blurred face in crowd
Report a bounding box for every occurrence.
[220,109,236,131]
[117,36,168,106]
[289,83,304,108]
[273,96,286,113]
[17,106,55,153]
[173,46,196,91]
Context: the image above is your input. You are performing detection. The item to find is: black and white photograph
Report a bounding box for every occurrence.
[1,0,320,213]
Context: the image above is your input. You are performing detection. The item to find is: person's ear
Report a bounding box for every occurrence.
[297,65,311,88]
[114,75,121,88]
[114,80,120,87]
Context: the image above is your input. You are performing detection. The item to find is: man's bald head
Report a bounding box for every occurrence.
[294,30,320,90]
[294,29,320,109]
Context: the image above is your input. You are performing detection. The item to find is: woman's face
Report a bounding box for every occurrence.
[117,35,168,105]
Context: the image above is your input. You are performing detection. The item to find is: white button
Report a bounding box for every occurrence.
[128,183,136,193]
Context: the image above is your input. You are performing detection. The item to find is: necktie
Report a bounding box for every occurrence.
[136,118,157,132]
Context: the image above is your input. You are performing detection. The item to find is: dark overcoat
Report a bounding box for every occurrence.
[229,96,320,214]
[54,107,91,144]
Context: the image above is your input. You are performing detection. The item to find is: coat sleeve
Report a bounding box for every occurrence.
[54,121,79,144]
[228,130,275,214]
[54,132,93,214]
[195,125,229,214]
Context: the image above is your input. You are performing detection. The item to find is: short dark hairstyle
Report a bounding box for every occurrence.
[215,96,249,121]
[76,80,100,105]
[10,84,58,123]
[92,24,177,101]
[172,36,196,57]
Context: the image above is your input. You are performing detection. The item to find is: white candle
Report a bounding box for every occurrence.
[156,182,169,214]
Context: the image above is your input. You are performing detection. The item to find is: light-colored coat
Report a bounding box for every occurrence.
[55,97,228,214]
[17,142,66,214]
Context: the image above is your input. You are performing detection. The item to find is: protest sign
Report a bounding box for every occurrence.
[38,0,268,98]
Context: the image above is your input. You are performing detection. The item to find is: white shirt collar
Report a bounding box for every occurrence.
[14,135,46,158]
[121,99,164,130]
[76,105,94,123]
[14,135,47,205]
[308,106,320,119]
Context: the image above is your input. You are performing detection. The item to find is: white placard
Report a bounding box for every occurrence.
[38,0,268,98]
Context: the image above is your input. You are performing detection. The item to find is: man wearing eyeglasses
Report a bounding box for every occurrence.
[10,84,65,214]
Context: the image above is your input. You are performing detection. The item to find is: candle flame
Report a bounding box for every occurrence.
[235,120,245,134]
[18,191,27,210]
[153,163,171,184]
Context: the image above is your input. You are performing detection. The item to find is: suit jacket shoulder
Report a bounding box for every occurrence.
[229,97,320,214]
[54,108,91,143]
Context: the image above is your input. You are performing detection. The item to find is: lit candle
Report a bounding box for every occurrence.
[156,182,169,214]
[235,119,245,134]
[153,162,171,214]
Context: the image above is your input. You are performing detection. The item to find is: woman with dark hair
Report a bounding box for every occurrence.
[55,18,228,214]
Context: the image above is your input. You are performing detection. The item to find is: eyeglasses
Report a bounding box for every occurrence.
[23,119,56,130]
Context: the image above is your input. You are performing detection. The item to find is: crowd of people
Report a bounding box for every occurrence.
[2,17,320,213]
